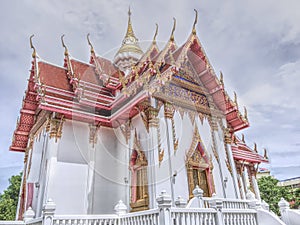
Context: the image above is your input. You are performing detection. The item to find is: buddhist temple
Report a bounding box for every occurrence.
[8,9,290,225]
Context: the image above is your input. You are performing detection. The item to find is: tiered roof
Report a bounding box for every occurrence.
[232,135,268,164]
[10,10,250,152]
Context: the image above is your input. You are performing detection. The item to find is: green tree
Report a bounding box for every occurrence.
[258,176,292,215]
[0,172,22,220]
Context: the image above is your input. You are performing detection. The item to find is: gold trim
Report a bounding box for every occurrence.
[49,115,65,142]
[171,117,179,154]
[89,124,100,147]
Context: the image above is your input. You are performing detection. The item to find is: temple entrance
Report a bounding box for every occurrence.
[186,128,215,199]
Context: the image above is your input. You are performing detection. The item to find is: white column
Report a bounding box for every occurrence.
[163,102,175,205]
[252,175,261,201]
[147,106,159,209]
[156,190,172,225]
[238,174,246,199]
[86,124,97,213]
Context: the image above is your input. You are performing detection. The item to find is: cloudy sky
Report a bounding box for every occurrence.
[1,0,300,192]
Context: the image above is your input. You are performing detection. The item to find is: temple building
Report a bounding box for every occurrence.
[10,9,269,220]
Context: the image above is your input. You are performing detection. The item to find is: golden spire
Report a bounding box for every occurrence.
[153,23,158,44]
[29,35,36,58]
[192,9,198,35]
[87,33,95,54]
[170,17,176,41]
[61,34,69,56]
[125,6,135,38]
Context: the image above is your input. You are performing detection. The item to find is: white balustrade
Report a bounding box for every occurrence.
[171,208,217,225]
[222,209,257,225]
[53,215,118,225]
[222,199,250,209]
[119,209,159,225]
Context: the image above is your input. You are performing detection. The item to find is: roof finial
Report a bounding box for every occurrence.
[234,91,238,107]
[241,133,245,143]
[244,106,248,121]
[153,23,159,44]
[263,148,268,159]
[192,9,198,35]
[254,142,257,152]
[125,6,134,38]
[29,35,36,58]
[61,34,69,56]
[87,33,95,54]
[170,17,176,42]
[219,71,224,85]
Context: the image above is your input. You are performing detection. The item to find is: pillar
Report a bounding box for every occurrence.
[156,190,172,225]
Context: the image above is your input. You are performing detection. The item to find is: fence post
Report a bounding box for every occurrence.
[156,190,172,225]
[42,199,56,225]
[175,196,187,208]
[209,195,224,225]
[246,190,260,209]
[192,185,204,208]
[278,198,290,225]
[23,207,35,222]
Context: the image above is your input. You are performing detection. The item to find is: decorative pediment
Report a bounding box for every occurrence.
[131,130,148,167]
[186,126,209,169]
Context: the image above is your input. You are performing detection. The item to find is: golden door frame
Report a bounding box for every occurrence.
[129,132,149,212]
[186,127,215,199]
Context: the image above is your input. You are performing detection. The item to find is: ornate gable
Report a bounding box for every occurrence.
[186,126,210,168]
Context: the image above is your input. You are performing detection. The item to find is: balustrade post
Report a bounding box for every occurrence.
[156,190,172,225]
[42,199,56,225]
[175,196,187,208]
[278,198,290,225]
[114,200,128,215]
[192,185,204,208]
[23,207,35,222]
[246,190,260,210]
[261,200,269,211]
[209,195,224,225]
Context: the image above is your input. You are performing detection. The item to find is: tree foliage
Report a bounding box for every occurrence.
[258,176,293,215]
[0,172,22,220]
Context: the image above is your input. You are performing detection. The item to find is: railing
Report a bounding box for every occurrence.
[222,209,257,225]
[26,217,43,225]
[0,221,24,225]
[53,215,118,225]
[222,199,250,209]
[119,209,159,225]
[171,208,217,225]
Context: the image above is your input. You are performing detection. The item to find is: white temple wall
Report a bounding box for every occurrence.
[92,126,127,214]
[45,120,90,214]
[47,161,88,214]
[27,129,48,216]
[171,112,193,202]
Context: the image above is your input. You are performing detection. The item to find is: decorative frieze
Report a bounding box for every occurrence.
[171,117,178,154]
[208,116,218,131]
[120,119,131,144]
[164,102,175,119]
[224,127,232,144]
[48,115,65,142]
[157,121,164,166]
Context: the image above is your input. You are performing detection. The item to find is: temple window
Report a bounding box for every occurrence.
[129,149,149,212]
